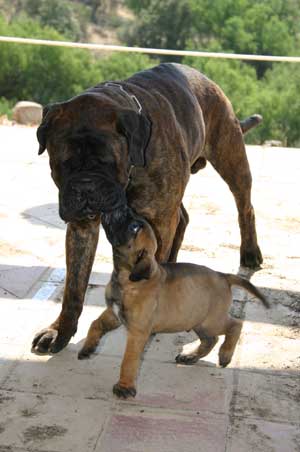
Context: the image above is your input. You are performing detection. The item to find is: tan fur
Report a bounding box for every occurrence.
[79,221,269,398]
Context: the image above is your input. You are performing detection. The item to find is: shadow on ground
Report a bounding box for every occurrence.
[22,203,65,230]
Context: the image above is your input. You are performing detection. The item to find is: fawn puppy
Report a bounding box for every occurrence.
[79,218,269,398]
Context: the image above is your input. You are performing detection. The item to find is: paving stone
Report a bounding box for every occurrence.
[238,328,300,374]
[89,267,113,286]
[0,299,61,345]
[234,370,300,423]
[2,347,121,401]
[84,285,106,307]
[0,343,25,385]
[135,360,234,415]
[97,411,228,452]
[0,265,47,298]
[0,287,18,299]
[0,389,111,452]
[226,416,300,452]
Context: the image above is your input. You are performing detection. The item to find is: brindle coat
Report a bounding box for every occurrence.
[32,63,262,354]
[79,219,269,398]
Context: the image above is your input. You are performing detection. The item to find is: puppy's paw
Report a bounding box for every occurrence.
[113,383,136,399]
[175,353,199,365]
[77,346,96,360]
[218,351,232,368]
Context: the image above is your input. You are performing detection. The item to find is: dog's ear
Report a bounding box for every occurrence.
[116,109,151,167]
[37,103,61,155]
[129,255,152,282]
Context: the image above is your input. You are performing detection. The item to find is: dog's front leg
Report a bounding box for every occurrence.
[32,220,100,354]
[113,329,150,399]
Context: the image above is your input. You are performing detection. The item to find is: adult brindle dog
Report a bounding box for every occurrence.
[32,63,262,354]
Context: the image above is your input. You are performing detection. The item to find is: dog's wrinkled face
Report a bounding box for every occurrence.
[110,217,158,281]
[36,97,151,225]
[54,129,127,223]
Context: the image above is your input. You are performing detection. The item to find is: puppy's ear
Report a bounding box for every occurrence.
[129,255,152,282]
[116,109,151,167]
[37,103,61,155]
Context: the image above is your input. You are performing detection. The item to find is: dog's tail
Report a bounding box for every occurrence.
[240,114,263,134]
[224,274,270,308]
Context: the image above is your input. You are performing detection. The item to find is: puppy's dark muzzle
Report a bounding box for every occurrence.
[101,210,145,246]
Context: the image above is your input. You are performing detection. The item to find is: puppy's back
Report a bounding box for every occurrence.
[161,262,215,280]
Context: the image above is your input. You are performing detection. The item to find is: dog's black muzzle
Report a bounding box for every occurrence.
[58,173,127,223]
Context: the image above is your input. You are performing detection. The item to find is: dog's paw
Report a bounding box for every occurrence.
[32,328,58,354]
[175,353,199,365]
[240,246,263,269]
[113,383,136,399]
[31,328,73,354]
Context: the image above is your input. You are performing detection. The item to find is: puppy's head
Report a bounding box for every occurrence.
[113,218,158,282]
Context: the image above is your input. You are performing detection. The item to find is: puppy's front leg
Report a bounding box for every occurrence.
[113,330,150,399]
[78,307,120,359]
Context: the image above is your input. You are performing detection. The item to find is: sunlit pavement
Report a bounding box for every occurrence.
[0,124,299,452]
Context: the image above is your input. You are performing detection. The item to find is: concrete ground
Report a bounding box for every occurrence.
[0,124,299,452]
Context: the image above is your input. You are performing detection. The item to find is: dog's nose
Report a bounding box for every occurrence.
[128,221,143,236]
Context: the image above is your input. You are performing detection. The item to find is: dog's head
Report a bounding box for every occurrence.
[36,94,151,224]
[111,216,158,282]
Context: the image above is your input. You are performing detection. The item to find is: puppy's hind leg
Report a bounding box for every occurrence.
[218,318,243,367]
[175,327,218,365]
[78,307,120,359]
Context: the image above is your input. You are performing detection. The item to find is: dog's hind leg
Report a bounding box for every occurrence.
[218,317,243,367]
[78,307,120,359]
[175,328,218,365]
[206,120,262,268]
[168,203,189,262]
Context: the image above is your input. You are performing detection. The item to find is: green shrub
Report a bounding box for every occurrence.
[96,52,156,81]
[0,15,156,107]
[0,97,15,118]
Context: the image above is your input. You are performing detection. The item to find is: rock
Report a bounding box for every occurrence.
[263,140,283,147]
[12,101,42,125]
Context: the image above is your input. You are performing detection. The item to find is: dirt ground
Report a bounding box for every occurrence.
[0,124,299,452]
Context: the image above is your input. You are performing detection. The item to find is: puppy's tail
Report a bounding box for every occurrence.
[224,274,270,308]
[240,114,263,134]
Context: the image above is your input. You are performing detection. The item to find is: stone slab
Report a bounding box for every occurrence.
[226,416,300,452]
[97,411,228,452]
[0,390,111,452]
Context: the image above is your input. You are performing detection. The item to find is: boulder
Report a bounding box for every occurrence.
[13,101,43,125]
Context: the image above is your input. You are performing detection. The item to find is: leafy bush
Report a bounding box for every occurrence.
[0,15,156,107]
[183,57,300,146]
[0,97,15,118]
[0,15,98,104]
[96,52,156,81]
